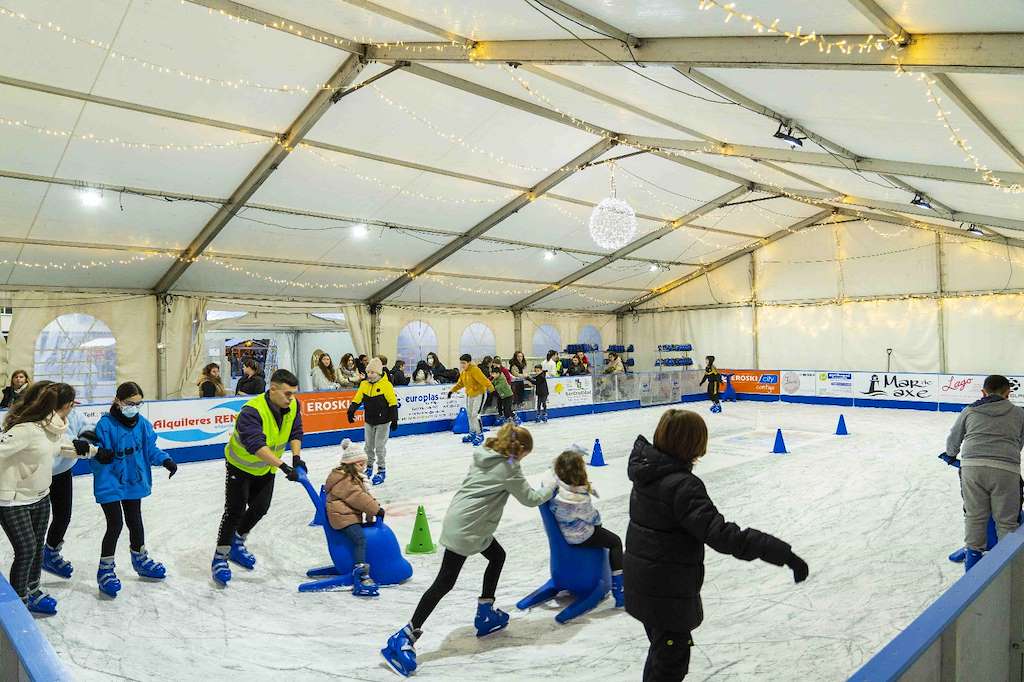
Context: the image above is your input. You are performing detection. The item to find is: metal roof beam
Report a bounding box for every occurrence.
[511,186,749,310]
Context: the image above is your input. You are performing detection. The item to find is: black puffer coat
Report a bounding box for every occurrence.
[624,435,793,632]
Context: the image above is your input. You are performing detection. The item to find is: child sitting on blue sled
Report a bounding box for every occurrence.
[380,422,555,677]
[549,446,625,607]
[326,439,385,597]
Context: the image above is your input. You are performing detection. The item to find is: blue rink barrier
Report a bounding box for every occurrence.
[0,574,71,680]
[850,523,1024,681]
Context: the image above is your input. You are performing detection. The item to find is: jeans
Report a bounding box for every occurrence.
[341,524,367,565]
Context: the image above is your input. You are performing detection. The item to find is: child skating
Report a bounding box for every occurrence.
[447,354,493,446]
[488,365,515,425]
[527,364,549,423]
[380,422,555,677]
[347,358,398,485]
[325,439,386,596]
[550,446,625,607]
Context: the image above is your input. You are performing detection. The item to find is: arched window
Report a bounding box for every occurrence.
[532,324,561,358]
[34,314,117,404]
[578,324,602,351]
[459,322,496,361]
[396,320,438,368]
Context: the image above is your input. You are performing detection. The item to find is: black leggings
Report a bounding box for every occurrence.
[101,499,144,556]
[499,396,513,419]
[46,469,74,548]
[578,525,623,572]
[706,382,720,403]
[217,463,276,547]
[643,626,693,682]
[411,539,506,630]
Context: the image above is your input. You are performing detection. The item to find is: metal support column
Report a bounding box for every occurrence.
[750,255,759,370]
[615,313,626,347]
[513,310,523,353]
[370,305,381,357]
[156,295,169,399]
[936,232,948,373]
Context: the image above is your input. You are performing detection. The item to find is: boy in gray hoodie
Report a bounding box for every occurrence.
[946,374,1024,569]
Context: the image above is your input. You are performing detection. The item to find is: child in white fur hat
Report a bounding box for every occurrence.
[325,438,385,596]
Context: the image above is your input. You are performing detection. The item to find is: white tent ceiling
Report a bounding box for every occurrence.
[0,0,1021,313]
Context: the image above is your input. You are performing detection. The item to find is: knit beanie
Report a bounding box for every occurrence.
[339,438,367,465]
[367,357,384,376]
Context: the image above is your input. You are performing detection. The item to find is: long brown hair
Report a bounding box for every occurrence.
[653,409,708,465]
[3,381,76,431]
[484,422,533,460]
[554,449,590,490]
[7,369,29,389]
[317,353,337,383]
[198,363,225,396]
[340,353,355,371]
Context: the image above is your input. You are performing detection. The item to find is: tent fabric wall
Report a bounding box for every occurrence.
[165,295,207,399]
[641,256,752,310]
[755,227,840,303]
[7,292,158,395]
[627,307,753,371]
[942,237,1024,293]
[342,304,371,357]
[944,295,1024,374]
[838,223,938,298]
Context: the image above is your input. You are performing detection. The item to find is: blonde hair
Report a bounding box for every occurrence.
[484,422,533,460]
[336,462,366,483]
[554,449,590,489]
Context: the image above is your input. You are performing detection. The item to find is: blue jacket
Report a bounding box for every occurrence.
[91,411,172,504]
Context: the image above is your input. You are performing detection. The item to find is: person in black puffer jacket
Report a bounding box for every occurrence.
[625,408,809,681]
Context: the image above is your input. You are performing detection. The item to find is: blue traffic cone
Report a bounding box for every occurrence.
[835,414,849,436]
[308,485,326,527]
[452,407,469,435]
[589,439,607,467]
[772,428,788,454]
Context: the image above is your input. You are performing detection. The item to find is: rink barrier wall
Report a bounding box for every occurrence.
[0,574,71,681]
[849,523,1024,681]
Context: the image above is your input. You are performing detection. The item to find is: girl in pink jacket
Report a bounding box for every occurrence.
[325,439,385,597]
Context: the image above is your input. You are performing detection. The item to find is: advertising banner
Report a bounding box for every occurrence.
[816,371,854,398]
[937,375,985,405]
[395,385,464,423]
[722,370,780,396]
[547,375,594,409]
[298,390,362,434]
[853,372,938,403]
[779,370,817,397]
[148,396,250,449]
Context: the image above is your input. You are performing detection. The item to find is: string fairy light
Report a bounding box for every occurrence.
[196,255,395,290]
[421,275,542,297]
[366,85,559,174]
[695,0,903,55]
[0,115,266,152]
[296,145,515,205]
[563,286,650,306]
[893,61,1024,195]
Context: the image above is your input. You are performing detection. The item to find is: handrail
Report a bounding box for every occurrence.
[849,524,1024,681]
[0,575,70,681]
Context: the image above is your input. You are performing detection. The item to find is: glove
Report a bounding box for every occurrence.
[279,462,299,482]
[163,459,178,478]
[292,454,307,472]
[938,453,960,468]
[72,439,94,458]
[78,429,100,445]
[376,508,386,522]
[95,448,115,465]
[447,391,452,399]
[786,553,809,584]
[346,408,356,423]
[390,421,398,433]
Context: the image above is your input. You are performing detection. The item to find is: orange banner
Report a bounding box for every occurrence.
[296,390,363,433]
[720,369,780,396]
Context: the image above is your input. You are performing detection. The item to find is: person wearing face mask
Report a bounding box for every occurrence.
[91,382,177,598]
[212,369,307,586]
[1,369,30,409]
[0,381,103,615]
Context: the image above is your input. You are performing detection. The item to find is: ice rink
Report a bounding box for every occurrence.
[13,401,968,681]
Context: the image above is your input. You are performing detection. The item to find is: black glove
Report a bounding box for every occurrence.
[72,439,92,458]
[163,459,178,478]
[279,462,299,482]
[390,421,398,433]
[346,408,356,423]
[786,553,809,583]
[292,454,307,472]
[376,508,385,522]
[447,391,453,399]
[78,429,100,445]
[95,448,115,465]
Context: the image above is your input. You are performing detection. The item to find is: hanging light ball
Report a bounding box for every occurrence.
[589,197,637,250]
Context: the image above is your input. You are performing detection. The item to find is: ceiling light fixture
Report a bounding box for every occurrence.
[543,250,555,261]
[79,187,103,207]
[589,163,637,250]
[966,223,985,237]
[351,223,368,239]
[772,122,805,150]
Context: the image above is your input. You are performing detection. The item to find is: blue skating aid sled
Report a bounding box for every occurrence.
[516,502,611,624]
[309,484,326,527]
[451,407,470,435]
[296,472,412,592]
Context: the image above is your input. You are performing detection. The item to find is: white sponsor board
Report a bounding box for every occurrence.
[147,396,248,449]
[547,375,594,409]
[854,372,938,402]
[396,385,464,423]
[817,371,854,398]
[937,375,985,405]
[780,370,817,396]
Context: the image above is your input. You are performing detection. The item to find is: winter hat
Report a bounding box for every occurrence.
[366,357,384,376]
[339,438,367,465]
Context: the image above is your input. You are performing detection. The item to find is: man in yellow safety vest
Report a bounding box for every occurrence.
[211,369,307,586]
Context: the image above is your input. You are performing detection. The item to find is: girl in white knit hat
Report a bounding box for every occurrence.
[325,438,385,597]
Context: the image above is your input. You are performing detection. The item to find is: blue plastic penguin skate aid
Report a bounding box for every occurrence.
[296,471,412,592]
[516,502,611,624]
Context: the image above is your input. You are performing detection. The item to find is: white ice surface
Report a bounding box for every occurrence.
[7,402,968,681]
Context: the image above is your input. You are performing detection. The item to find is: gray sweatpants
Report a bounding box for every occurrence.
[961,465,1021,551]
[467,393,485,435]
[364,423,390,470]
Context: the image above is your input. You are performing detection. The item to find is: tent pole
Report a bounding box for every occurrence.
[936,233,948,373]
[156,295,169,400]
[513,310,523,354]
[370,305,381,357]
[615,313,625,347]
[750,255,759,370]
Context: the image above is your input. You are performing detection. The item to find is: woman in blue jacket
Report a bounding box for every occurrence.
[91,381,177,598]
